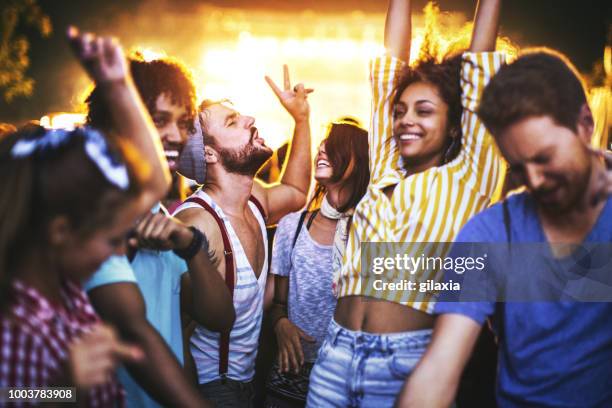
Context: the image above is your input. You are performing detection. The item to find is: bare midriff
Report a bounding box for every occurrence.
[334,295,435,333]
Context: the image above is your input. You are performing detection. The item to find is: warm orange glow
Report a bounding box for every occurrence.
[188,5,519,151]
[189,6,467,151]
[136,47,167,62]
[40,113,86,129]
[65,5,520,151]
[198,33,383,150]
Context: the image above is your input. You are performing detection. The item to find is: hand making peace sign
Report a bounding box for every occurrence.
[265,65,313,123]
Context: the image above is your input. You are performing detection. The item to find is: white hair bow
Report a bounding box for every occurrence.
[11,127,130,190]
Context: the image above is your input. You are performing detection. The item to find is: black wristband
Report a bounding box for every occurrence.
[268,302,289,329]
[173,226,204,261]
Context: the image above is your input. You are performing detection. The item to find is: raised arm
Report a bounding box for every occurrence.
[451,0,505,197]
[396,314,482,408]
[67,27,170,211]
[368,0,410,185]
[385,0,412,62]
[469,0,502,52]
[256,65,312,225]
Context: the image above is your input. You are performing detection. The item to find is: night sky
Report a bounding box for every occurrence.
[1,0,610,124]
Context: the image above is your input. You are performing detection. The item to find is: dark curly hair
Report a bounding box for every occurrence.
[392,53,464,164]
[86,53,197,132]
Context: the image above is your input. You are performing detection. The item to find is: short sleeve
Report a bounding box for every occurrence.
[84,255,137,291]
[434,213,497,325]
[271,213,301,277]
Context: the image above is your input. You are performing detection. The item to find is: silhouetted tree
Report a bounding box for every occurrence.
[0,0,51,102]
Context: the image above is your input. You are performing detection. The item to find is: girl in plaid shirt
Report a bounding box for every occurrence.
[0,28,171,407]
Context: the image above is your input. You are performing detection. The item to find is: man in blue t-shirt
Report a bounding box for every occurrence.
[398,49,612,407]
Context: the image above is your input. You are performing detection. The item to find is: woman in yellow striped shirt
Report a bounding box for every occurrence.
[306,0,506,405]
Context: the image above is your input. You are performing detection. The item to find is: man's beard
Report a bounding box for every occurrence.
[217,142,273,177]
[534,163,591,215]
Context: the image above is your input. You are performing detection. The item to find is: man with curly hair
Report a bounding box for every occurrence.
[84,54,232,407]
[86,52,197,211]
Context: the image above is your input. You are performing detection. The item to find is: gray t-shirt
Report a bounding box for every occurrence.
[271,211,337,362]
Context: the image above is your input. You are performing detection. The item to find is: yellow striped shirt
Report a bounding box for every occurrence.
[335,52,506,313]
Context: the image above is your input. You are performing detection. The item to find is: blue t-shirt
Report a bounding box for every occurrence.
[271,211,336,362]
[435,193,612,408]
[85,206,188,408]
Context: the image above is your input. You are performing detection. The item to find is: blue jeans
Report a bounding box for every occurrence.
[306,319,431,407]
[198,378,254,407]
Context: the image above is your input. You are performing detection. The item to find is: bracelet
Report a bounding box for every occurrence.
[268,302,289,328]
[173,226,205,261]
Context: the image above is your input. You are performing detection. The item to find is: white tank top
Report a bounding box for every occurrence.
[173,189,268,383]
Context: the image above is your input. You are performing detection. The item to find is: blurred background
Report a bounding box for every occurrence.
[1,0,610,151]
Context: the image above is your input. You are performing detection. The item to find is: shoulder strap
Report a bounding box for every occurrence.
[248,195,266,221]
[495,199,512,342]
[502,200,511,243]
[292,211,309,249]
[306,209,318,230]
[184,196,234,380]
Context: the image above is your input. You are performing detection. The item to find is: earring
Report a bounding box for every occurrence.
[443,129,461,164]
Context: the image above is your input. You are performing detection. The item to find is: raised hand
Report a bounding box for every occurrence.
[129,212,194,251]
[68,323,143,390]
[265,65,313,123]
[66,26,128,85]
[274,317,315,374]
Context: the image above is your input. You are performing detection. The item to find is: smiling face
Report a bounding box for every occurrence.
[314,141,333,184]
[202,103,273,176]
[392,81,450,172]
[151,93,192,172]
[496,115,592,212]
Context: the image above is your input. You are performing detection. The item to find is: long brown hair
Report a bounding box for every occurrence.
[309,121,370,213]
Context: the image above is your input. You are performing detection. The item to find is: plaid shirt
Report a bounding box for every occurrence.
[0,279,124,407]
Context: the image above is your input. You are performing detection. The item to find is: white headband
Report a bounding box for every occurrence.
[11,127,130,190]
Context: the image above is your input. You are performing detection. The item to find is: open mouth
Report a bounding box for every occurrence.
[165,149,179,169]
[398,133,423,141]
[250,127,266,145]
[316,159,331,168]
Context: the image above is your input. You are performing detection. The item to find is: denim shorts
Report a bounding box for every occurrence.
[306,318,432,407]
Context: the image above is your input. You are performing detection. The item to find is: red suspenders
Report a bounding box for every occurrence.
[183,194,266,380]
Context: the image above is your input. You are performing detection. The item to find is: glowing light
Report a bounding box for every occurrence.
[604,45,611,78]
[196,32,386,150]
[136,47,167,62]
[40,113,87,130]
[190,6,474,150]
